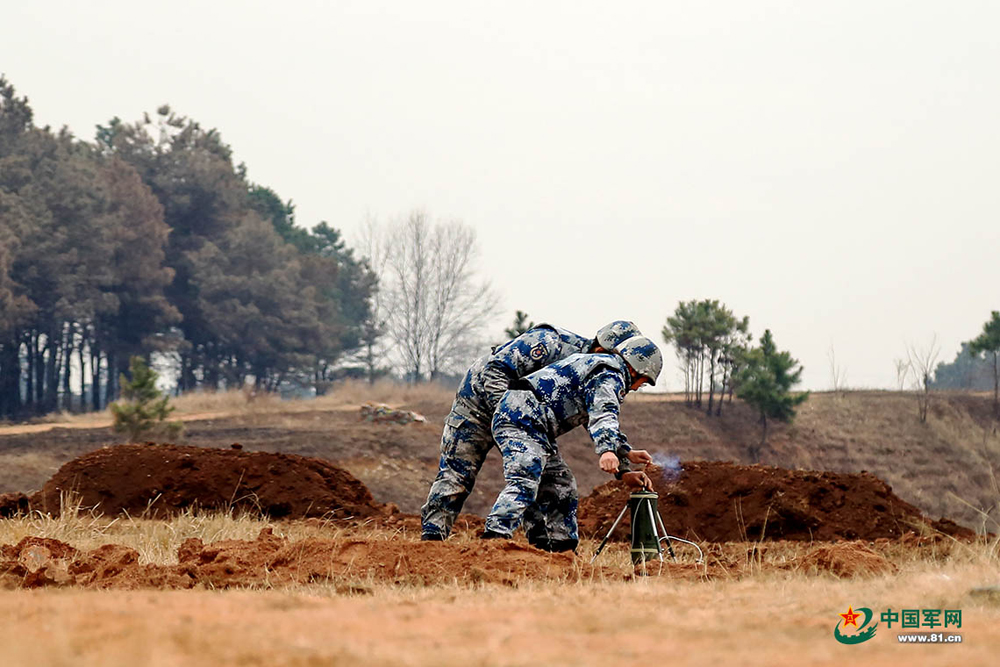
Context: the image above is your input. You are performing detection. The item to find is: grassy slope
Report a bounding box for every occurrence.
[2,389,998,530]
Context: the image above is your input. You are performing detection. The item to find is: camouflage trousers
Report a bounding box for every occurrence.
[420,411,494,539]
[484,390,579,549]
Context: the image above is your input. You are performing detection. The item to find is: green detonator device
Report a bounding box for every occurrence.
[628,490,664,565]
[591,490,704,570]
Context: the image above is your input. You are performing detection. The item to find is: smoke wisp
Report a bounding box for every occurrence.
[650,452,683,484]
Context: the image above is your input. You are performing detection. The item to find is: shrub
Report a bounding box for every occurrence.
[110,357,183,443]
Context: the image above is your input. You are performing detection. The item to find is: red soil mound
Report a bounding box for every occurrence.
[0,529,603,590]
[33,444,383,519]
[578,460,974,542]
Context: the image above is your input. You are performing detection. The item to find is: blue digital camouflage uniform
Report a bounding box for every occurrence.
[420,325,592,539]
[485,353,635,546]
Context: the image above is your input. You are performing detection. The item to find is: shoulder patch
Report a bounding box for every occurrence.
[529,343,547,361]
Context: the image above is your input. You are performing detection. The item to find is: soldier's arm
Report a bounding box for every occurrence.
[481,328,562,411]
[583,368,632,468]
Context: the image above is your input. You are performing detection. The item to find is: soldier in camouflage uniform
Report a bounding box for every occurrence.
[483,336,663,551]
[420,321,642,543]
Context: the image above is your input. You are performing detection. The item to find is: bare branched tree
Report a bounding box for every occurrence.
[364,211,500,382]
[828,344,847,395]
[906,335,940,424]
[893,357,911,391]
[354,215,390,383]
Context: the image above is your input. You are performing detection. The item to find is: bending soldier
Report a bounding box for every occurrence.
[420,321,642,542]
[482,336,663,552]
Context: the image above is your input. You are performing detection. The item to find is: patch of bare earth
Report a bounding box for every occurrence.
[0,529,606,590]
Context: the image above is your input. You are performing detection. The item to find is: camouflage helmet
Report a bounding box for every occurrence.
[617,336,663,386]
[595,320,641,351]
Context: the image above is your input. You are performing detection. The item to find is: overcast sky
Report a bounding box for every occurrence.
[5,1,998,390]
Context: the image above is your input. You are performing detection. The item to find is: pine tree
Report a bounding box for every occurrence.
[969,311,1000,416]
[734,330,808,462]
[663,299,749,413]
[110,356,182,443]
[505,310,535,339]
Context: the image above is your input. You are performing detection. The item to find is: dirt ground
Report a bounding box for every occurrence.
[1,391,999,665]
[1,509,998,666]
[1,433,998,665]
[6,526,960,592]
[0,406,451,516]
[0,529,603,590]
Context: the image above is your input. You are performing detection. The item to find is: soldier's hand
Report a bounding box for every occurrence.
[621,471,653,490]
[599,452,620,474]
[626,449,653,465]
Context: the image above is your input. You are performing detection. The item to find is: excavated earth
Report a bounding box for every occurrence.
[0,529,605,590]
[577,460,976,542]
[3,446,976,543]
[30,443,384,519]
[0,528,932,590]
[0,445,980,590]
[0,529,918,591]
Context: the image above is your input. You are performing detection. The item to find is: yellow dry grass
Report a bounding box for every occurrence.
[1,511,999,666]
[0,573,996,667]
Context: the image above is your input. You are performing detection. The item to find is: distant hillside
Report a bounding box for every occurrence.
[1,390,997,531]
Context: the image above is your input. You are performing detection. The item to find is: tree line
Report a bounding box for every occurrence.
[662,299,751,416]
[932,311,1000,415]
[661,302,1000,449]
[0,77,377,418]
[662,299,807,460]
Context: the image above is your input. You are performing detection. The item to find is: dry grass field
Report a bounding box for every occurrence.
[3,387,1000,666]
[1,512,999,666]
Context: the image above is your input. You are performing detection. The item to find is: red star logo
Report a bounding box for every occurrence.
[839,607,861,628]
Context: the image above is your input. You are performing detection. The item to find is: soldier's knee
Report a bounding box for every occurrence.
[438,455,480,485]
[503,477,542,507]
[505,452,544,479]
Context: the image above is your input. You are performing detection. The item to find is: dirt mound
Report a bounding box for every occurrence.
[578,460,971,542]
[0,529,603,590]
[33,444,383,519]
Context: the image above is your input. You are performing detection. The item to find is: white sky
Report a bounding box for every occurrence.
[5,1,998,390]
